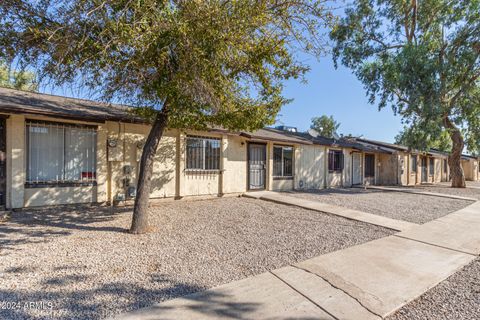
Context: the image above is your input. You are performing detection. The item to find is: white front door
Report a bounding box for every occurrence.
[352,152,362,185]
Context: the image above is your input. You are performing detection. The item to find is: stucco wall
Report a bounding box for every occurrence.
[6,114,26,208]
[222,135,247,194]
[462,159,479,181]
[397,153,408,186]
[474,160,479,181]
[24,186,97,207]
[377,153,397,185]
[434,158,442,183]
[105,122,177,201]
[343,149,352,187]
[295,144,325,190]
[271,179,294,191]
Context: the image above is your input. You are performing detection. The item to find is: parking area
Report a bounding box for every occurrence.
[289,188,473,224]
[0,197,392,320]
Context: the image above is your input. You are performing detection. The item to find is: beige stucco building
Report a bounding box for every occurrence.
[462,155,479,181]
[354,139,450,186]
[0,87,467,210]
[1,87,317,209]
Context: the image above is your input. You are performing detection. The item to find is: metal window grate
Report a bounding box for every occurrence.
[328,150,344,172]
[186,136,221,170]
[273,145,293,177]
[26,121,97,184]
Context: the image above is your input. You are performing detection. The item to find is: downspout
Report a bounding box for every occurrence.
[407,154,410,185]
[324,145,328,189]
[396,152,399,185]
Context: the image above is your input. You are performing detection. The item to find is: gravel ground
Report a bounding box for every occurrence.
[0,197,392,320]
[388,258,480,320]
[404,184,480,200]
[289,188,472,224]
[467,181,480,188]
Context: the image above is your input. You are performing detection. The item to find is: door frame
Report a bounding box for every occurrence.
[351,151,363,185]
[364,153,376,184]
[247,142,267,191]
[421,156,428,183]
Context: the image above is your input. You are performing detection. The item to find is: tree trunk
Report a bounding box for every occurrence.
[444,116,466,188]
[130,107,169,234]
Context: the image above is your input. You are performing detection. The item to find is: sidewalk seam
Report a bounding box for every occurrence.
[394,234,478,257]
[290,265,383,319]
[268,270,340,320]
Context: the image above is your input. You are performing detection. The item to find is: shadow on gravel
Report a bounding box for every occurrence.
[0,275,204,320]
[0,205,131,252]
[0,270,262,320]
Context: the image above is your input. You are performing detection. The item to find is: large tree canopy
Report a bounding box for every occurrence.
[0,0,331,233]
[395,126,452,153]
[1,0,330,131]
[310,115,340,138]
[0,59,37,91]
[330,0,480,187]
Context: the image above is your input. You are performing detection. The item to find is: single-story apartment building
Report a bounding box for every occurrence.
[0,87,462,210]
[1,87,319,209]
[462,154,479,181]
[354,139,450,185]
[292,133,400,189]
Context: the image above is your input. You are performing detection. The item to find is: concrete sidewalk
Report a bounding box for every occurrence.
[244,191,417,232]
[112,200,480,320]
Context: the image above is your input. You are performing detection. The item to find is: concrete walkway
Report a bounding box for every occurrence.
[360,185,478,201]
[112,200,480,320]
[244,191,417,232]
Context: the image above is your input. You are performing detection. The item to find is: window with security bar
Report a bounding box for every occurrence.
[328,149,344,172]
[186,136,221,170]
[273,145,293,177]
[26,121,97,184]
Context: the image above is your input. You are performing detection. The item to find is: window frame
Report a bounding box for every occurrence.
[411,155,418,172]
[185,135,221,172]
[25,120,97,187]
[272,145,294,179]
[328,149,344,173]
[429,158,434,175]
[364,154,375,178]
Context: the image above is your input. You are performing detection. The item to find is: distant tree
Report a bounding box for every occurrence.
[395,126,452,153]
[330,0,479,188]
[310,115,340,138]
[0,1,331,233]
[0,60,37,91]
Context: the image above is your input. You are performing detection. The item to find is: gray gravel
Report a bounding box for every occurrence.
[0,197,392,320]
[467,181,480,188]
[413,184,480,200]
[289,188,472,224]
[388,257,480,320]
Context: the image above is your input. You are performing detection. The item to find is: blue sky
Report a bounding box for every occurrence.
[276,54,404,142]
